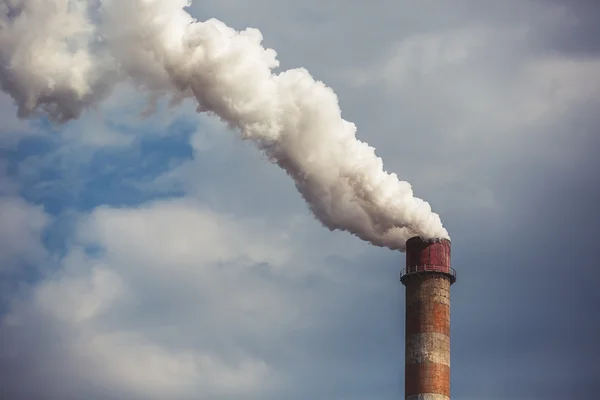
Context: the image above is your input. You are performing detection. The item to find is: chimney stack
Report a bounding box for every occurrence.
[401,237,456,400]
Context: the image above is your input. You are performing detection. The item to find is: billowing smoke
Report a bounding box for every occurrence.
[0,0,449,250]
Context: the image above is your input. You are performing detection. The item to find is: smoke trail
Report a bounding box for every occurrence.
[0,0,449,250]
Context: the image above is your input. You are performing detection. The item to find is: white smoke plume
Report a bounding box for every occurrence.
[0,0,449,250]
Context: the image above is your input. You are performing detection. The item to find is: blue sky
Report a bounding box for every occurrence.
[1,1,600,399]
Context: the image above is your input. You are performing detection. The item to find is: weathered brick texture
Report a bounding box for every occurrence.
[406,332,451,366]
[405,394,450,400]
[403,238,454,400]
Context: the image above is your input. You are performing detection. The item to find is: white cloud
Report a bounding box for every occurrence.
[1,198,325,399]
[75,330,272,398]
[78,198,292,267]
[0,196,49,273]
[35,265,124,324]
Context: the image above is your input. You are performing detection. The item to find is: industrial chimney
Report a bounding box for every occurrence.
[401,237,456,400]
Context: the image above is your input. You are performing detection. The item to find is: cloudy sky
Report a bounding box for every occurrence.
[1,1,599,399]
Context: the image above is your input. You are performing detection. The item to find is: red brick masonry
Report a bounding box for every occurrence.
[405,363,451,397]
[403,237,454,400]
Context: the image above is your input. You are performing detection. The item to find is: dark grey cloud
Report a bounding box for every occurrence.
[533,0,600,58]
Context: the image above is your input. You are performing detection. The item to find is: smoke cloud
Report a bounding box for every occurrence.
[0,0,449,250]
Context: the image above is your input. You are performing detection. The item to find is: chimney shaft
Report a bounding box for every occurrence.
[401,237,455,400]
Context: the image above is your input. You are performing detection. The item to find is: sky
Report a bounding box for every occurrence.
[1,1,599,399]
